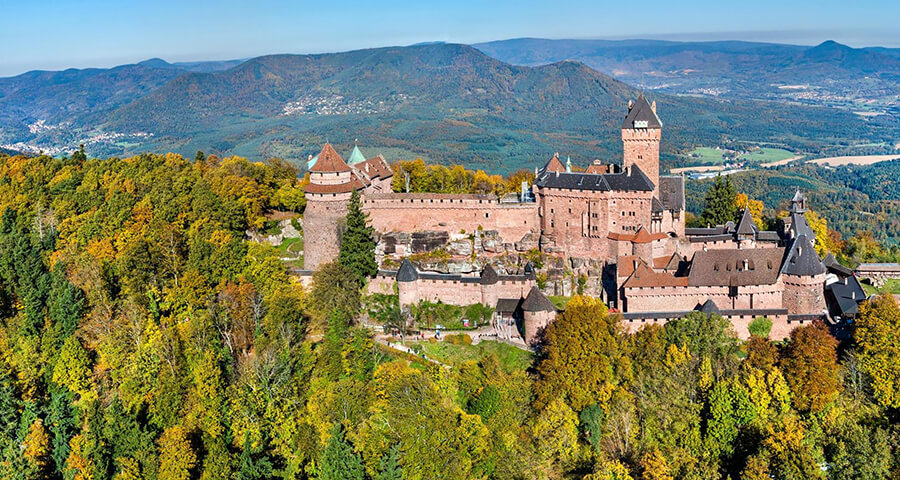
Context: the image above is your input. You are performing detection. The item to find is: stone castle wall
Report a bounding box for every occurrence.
[303,194,350,270]
[363,194,538,245]
[783,273,827,315]
[396,277,534,307]
[623,282,785,313]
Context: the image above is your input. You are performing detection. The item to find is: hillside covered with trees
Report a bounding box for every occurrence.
[2,150,900,480]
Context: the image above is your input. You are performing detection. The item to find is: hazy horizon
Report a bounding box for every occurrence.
[2,0,898,77]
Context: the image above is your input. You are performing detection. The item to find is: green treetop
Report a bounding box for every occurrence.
[699,175,737,227]
[339,190,377,281]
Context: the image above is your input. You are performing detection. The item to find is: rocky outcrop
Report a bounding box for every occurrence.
[516,232,539,252]
[410,231,449,253]
[246,218,302,245]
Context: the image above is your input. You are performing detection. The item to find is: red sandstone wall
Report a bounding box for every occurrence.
[363,195,538,244]
[783,274,826,315]
[623,282,785,313]
[622,128,661,195]
[524,310,554,344]
[303,195,349,270]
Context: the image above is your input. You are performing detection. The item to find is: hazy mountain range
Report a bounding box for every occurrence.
[0,41,896,172]
[475,39,900,113]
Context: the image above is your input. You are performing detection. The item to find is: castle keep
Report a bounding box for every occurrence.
[303,95,833,342]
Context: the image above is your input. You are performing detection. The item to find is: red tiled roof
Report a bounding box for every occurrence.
[585,161,612,174]
[608,229,667,243]
[304,177,366,194]
[544,154,565,173]
[310,143,351,173]
[623,262,688,288]
[356,155,393,180]
[617,255,644,278]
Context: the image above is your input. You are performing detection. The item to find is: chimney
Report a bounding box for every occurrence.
[308,154,313,161]
[555,170,560,178]
[628,100,634,110]
[651,100,657,113]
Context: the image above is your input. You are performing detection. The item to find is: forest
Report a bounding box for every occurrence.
[3,150,900,480]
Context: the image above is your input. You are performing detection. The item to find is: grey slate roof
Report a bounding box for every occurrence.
[521,286,557,312]
[781,234,826,277]
[757,231,781,242]
[736,209,756,236]
[496,298,523,314]
[825,276,866,318]
[534,163,654,192]
[688,247,785,286]
[823,253,853,277]
[481,264,499,285]
[658,176,685,211]
[397,259,418,282]
[698,299,720,314]
[788,212,815,242]
[622,94,662,129]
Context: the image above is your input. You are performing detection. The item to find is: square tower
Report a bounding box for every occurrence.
[621,94,662,196]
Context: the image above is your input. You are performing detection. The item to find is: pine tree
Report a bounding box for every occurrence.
[374,445,402,480]
[317,424,364,480]
[237,432,272,480]
[699,175,737,227]
[339,190,377,281]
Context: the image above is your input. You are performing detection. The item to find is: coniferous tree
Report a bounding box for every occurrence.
[339,190,377,281]
[317,424,364,480]
[699,175,737,227]
[375,445,402,480]
[237,432,273,480]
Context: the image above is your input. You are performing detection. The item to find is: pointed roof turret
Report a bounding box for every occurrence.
[397,258,419,282]
[697,299,720,315]
[481,264,500,285]
[782,234,826,277]
[736,208,756,236]
[347,144,367,165]
[521,286,557,312]
[523,262,536,279]
[565,156,572,173]
[790,189,807,213]
[542,153,565,174]
[309,143,351,173]
[622,94,662,130]
[632,225,654,244]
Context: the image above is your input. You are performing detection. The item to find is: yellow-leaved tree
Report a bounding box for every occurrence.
[855,294,900,408]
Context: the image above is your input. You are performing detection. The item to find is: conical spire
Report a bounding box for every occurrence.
[347,144,367,165]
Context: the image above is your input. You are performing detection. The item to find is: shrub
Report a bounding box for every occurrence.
[445,333,472,345]
[748,316,773,338]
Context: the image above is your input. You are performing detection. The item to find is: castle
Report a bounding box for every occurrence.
[303,95,834,342]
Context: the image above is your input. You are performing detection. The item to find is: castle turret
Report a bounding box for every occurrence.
[303,143,355,270]
[521,286,557,344]
[621,94,662,196]
[396,258,420,307]
[781,234,827,317]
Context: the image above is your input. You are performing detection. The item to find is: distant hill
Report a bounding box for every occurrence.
[475,38,900,113]
[0,43,895,171]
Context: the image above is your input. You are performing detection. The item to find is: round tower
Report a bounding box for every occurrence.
[781,233,826,316]
[303,143,355,270]
[396,259,420,307]
[521,286,557,344]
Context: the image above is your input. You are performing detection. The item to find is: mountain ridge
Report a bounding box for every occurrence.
[1,43,895,171]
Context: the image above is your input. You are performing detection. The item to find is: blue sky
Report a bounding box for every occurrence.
[1,0,898,76]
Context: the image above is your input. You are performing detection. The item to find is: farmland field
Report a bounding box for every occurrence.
[807,154,900,166]
[682,146,797,166]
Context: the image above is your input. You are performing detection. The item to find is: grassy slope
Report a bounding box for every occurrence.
[420,340,533,373]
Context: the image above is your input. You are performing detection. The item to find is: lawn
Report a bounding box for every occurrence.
[861,278,900,296]
[682,146,797,166]
[737,147,796,163]
[683,147,730,165]
[548,295,571,310]
[418,339,533,373]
